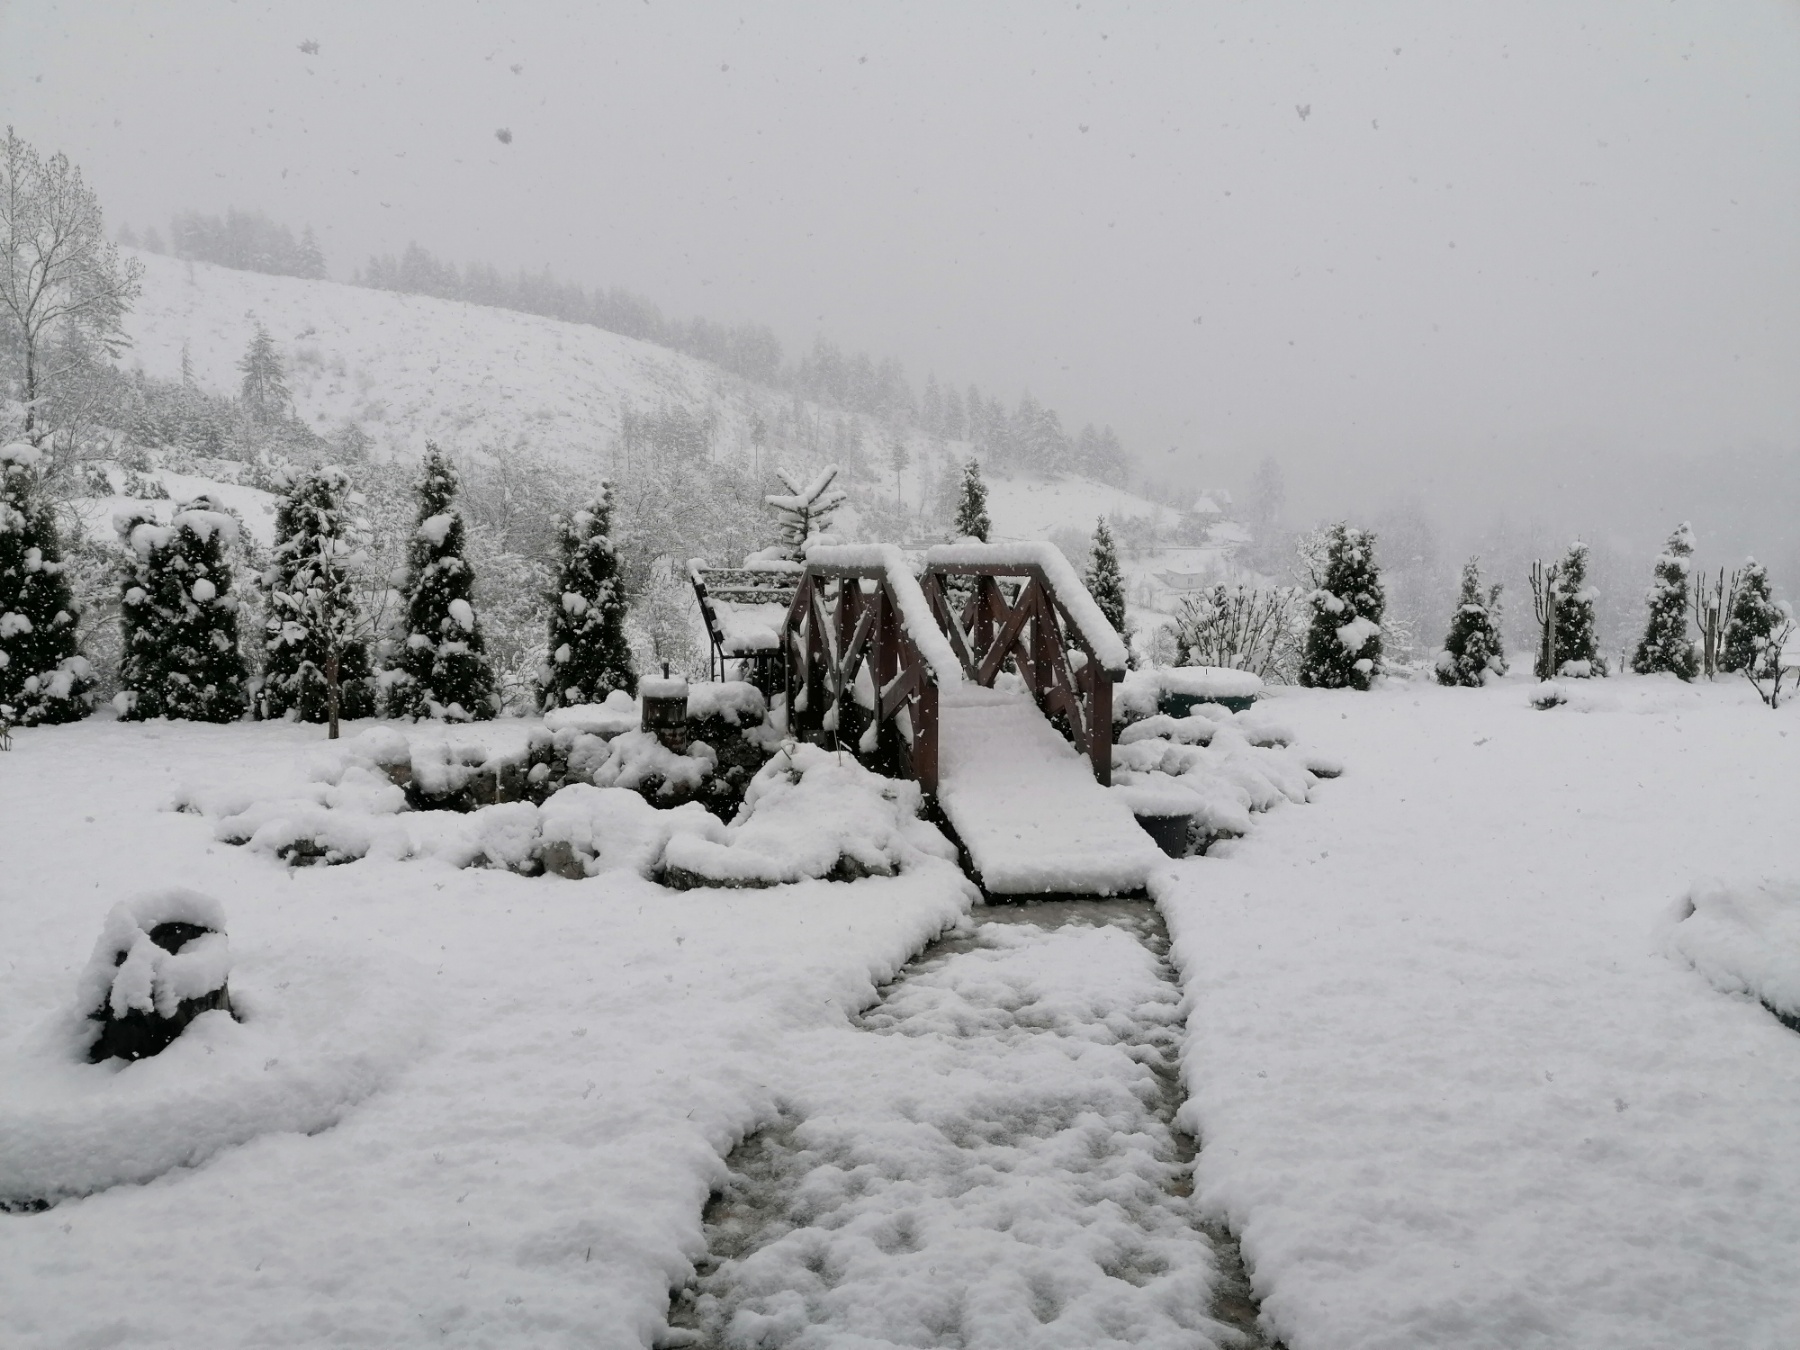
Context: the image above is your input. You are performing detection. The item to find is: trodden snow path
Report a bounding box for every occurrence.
[672,901,1261,1350]
[1156,677,1800,1350]
[935,686,1163,896]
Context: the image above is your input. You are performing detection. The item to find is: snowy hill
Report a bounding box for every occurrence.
[121,250,775,468]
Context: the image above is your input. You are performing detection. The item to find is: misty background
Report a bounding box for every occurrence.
[5,0,1798,604]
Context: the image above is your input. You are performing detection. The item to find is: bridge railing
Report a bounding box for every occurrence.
[780,545,964,792]
[920,542,1128,786]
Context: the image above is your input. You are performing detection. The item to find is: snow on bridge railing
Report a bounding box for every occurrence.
[780,544,963,790]
[922,541,1130,675]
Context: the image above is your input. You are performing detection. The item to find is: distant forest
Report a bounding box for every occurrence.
[128,210,1134,486]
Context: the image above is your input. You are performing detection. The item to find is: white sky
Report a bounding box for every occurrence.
[4,0,1798,544]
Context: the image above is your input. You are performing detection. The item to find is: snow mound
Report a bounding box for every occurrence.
[543,688,641,737]
[1110,717,1319,845]
[663,743,957,888]
[1116,665,1262,722]
[0,936,434,1208]
[1669,878,1800,1026]
[538,785,725,879]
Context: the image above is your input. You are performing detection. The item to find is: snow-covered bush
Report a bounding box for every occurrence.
[1168,584,1302,682]
[1300,522,1384,690]
[1720,558,1787,676]
[385,445,499,721]
[78,890,234,1062]
[539,484,636,710]
[115,496,249,722]
[953,457,990,542]
[1669,878,1800,1030]
[1084,517,1128,640]
[1435,557,1506,688]
[760,464,846,563]
[0,442,94,724]
[1108,706,1324,852]
[1631,522,1698,680]
[537,785,725,879]
[1540,541,1607,679]
[661,742,958,888]
[258,465,379,725]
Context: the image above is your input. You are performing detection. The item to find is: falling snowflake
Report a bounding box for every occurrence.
[298,39,319,56]
[1296,104,1311,121]
[494,128,513,145]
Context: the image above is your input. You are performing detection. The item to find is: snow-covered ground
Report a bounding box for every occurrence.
[1158,673,1800,1350]
[8,672,1787,1347]
[0,716,972,1348]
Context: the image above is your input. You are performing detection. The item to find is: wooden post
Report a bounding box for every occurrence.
[915,675,939,794]
[1090,665,1114,786]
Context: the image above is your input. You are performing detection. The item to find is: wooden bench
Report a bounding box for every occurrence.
[689,560,801,688]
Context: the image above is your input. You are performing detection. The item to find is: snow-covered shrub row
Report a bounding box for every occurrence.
[1108,701,1339,852]
[200,695,956,889]
[1668,878,1800,1031]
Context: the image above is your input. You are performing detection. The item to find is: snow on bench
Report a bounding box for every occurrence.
[935,684,1161,896]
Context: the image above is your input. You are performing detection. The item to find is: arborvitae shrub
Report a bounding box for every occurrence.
[386,445,498,721]
[1631,522,1699,680]
[539,484,637,710]
[954,458,991,542]
[116,496,248,721]
[0,443,94,724]
[1538,541,1607,679]
[1435,557,1506,687]
[259,466,377,722]
[1720,559,1784,675]
[1300,523,1385,690]
[1085,517,1128,637]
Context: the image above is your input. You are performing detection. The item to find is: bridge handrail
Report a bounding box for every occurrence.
[802,544,966,686]
[922,541,1130,674]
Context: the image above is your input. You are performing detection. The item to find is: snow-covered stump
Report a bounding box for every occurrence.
[640,674,691,753]
[80,891,235,1064]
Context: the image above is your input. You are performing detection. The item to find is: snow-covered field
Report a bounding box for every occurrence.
[7,672,1794,1348]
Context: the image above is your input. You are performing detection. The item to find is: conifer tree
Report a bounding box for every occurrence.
[1631,522,1699,680]
[259,466,377,731]
[954,457,990,542]
[1300,523,1385,690]
[1720,558,1784,675]
[1085,516,1128,638]
[238,319,288,423]
[0,442,93,724]
[116,496,247,722]
[386,445,498,721]
[539,484,636,710]
[1538,541,1607,678]
[1435,557,1506,687]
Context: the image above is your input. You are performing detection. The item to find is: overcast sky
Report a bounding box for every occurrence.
[4,0,1797,544]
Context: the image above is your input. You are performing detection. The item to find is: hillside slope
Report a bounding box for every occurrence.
[122,250,768,468]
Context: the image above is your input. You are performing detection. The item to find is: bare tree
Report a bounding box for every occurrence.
[0,127,143,454]
[1745,615,1797,710]
[1690,566,1739,681]
[1529,559,1560,681]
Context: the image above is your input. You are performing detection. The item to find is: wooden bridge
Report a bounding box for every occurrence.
[779,543,1162,896]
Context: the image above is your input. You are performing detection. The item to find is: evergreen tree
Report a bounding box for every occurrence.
[1085,517,1128,638]
[1720,558,1784,675]
[259,466,377,730]
[386,445,498,721]
[298,226,326,280]
[1435,557,1506,687]
[238,319,288,423]
[1300,523,1385,690]
[116,496,248,722]
[1539,541,1607,678]
[954,458,990,542]
[765,465,847,562]
[1631,522,1699,680]
[0,442,93,724]
[539,485,636,710]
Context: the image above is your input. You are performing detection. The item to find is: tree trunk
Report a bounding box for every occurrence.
[22,338,37,442]
[325,651,341,740]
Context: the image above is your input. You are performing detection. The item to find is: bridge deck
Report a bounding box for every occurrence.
[935,686,1162,896]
